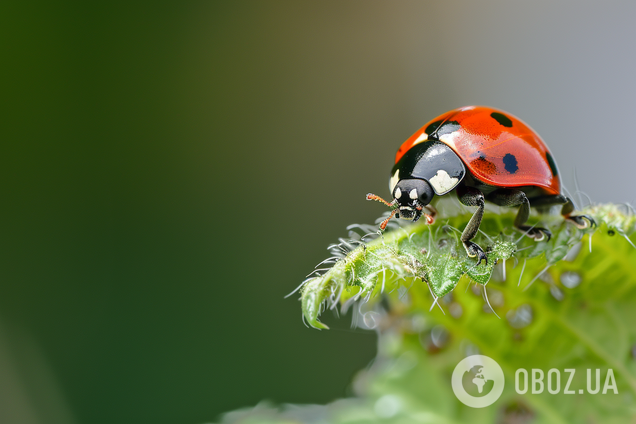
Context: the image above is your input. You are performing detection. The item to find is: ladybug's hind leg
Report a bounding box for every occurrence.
[561,197,596,229]
[488,189,552,241]
[456,186,488,265]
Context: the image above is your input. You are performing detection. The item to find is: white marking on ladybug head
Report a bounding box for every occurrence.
[412,132,428,146]
[394,187,402,199]
[429,169,459,194]
[389,169,400,193]
[409,188,418,199]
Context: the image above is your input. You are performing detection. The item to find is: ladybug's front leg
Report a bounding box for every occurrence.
[456,186,487,265]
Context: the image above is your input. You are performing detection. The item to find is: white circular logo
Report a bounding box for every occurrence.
[451,355,505,408]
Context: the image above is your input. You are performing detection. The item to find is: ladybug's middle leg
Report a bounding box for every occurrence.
[526,195,596,229]
[456,185,487,265]
[488,189,551,241]
[561,197,596,229]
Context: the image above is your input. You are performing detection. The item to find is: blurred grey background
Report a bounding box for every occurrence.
[1,1,635,423]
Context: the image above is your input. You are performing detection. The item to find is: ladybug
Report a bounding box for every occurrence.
[367,106,595,264]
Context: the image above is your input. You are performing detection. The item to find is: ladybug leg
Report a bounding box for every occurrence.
[456,186,487,265]
[424,204,437,224]
[561,197,596,229]
[488,189,552,241]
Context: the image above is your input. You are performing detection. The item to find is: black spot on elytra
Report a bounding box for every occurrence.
[503,153,518,174]
[470,156,497,174]
[491,112,513,127]
[546,152,558,177]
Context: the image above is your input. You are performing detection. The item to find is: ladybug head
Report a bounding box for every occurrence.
[392,178,434,221]
[366,178,435,231]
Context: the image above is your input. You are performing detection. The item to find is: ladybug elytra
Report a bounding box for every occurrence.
[367,106,595,264]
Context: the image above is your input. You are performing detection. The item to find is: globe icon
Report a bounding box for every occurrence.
[461,365,495,397]
[452,355,505,408]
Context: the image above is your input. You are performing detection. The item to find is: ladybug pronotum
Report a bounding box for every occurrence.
[367,106,595,265]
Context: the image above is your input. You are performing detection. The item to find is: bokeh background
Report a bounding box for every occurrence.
[1,1,635,423]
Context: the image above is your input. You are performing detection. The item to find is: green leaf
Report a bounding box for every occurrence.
[221,203,636,423]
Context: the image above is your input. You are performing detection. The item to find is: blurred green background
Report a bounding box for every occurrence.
[1,1,635,423]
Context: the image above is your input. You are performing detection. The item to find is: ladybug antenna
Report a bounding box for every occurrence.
[366,193,397,208]
[366,193,399,231]
[379,208,399,231]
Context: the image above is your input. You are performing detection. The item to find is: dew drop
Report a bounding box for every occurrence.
[550,285,564,301]
[410,314,427,333]
[374,395,401,418]
[449,302,463,319]
[462,342,480,357]
[560,271,582,288]
[563,242,582,262]
[362,311,381,329]
[420,325,450,352]
[506,304,533,329]
[430,325,449,348]
[487,288,505,307]
[540,271,555,285]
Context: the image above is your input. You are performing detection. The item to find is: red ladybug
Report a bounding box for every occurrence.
[367,106,594,264]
